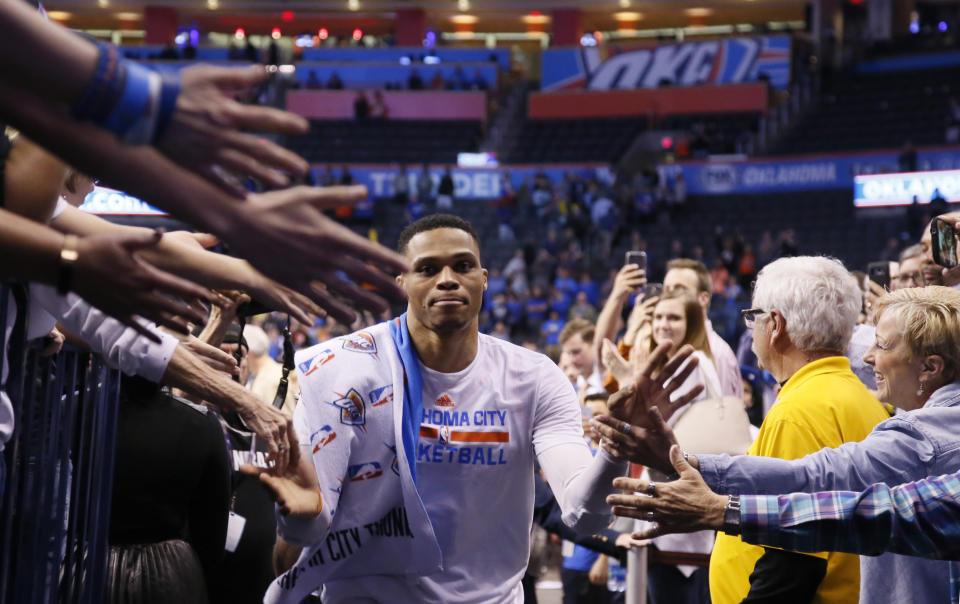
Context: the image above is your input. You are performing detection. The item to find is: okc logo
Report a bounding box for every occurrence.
[329,388,366,428]
[342,332,377,354]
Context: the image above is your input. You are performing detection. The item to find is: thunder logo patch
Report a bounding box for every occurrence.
[329,388,366,428]
[342,332,377,354]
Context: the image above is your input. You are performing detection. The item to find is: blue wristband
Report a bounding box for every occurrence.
[153,71,181,143]
[73,42,116,121]
[103,60,161,144]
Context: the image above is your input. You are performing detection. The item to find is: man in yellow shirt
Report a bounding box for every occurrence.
[711,257,890,604]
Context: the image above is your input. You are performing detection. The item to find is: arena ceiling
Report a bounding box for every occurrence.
[44,0,808,36]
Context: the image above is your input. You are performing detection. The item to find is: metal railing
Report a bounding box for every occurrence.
[0,285,122,603]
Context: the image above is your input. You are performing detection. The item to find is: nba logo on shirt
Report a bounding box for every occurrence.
[438,426,451,445]
[342,332,377,354]
[309,425,337,454]
[298,348,335,377]
[330,388,366,427]
[348,461,383,481]
[370,384,393,407]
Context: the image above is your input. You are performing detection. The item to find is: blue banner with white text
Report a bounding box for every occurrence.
[658,149,960,197]
[542,35,791,92]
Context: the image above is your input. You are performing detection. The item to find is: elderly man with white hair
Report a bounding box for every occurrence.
[701,257,891,604]
[599,256,891,604]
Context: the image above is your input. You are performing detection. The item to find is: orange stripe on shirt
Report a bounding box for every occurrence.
[451,431,510,443]
[419,427,510,443]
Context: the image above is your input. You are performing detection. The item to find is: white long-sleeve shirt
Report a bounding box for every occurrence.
[0,284,178,449]
[272,322,627,604]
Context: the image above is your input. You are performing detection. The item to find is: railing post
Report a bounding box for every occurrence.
[0,285,122,603]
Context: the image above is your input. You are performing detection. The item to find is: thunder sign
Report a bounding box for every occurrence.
[541,35,791,92]
[854,169,960,208]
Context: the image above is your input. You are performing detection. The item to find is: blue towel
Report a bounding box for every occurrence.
[389,313,423,485]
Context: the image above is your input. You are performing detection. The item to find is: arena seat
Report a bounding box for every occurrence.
[769,66,960,155]
[287,119,483,164]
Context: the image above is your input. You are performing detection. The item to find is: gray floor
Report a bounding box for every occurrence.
[535,567,563,604]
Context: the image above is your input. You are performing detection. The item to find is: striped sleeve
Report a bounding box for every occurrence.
[737,472,960,560]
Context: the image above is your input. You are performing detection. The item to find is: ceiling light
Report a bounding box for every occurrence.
[521,14,550,24]
[457,0,470,11]
[97,0,109,8]
[684,7,714,17]
[451,14,478,24]
[46,10,71,19]
[619,0,630,6]
[614,12,642,21]
[115,11,140,19]
[348,0,359,10]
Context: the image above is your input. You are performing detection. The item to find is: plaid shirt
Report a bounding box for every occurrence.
[738,472,960,601]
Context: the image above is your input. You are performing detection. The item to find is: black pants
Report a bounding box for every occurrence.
[647,563,711,604]
[561,567,610,604]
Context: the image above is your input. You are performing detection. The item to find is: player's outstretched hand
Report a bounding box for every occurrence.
[241,453,322,517]
[157,65,309,196]
[592,407,679,473]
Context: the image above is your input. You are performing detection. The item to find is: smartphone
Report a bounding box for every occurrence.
[643,282,663,300]
[866,261,891,290]
[931,218,959,269]
[625,250,647,271]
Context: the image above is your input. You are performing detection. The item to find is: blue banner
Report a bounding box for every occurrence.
[78,166,613,215]
[314,165,613,201]
[659,149,960,196]
[293,63,497,88]
[300,47,510,70]
[79,187,167,215]
[856,50,960,74]
[854,169,960,207]
[542,35,791,92]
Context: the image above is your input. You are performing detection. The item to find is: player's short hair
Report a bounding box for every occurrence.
[397,214,481,255]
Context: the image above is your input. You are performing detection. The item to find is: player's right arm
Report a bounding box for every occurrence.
[241,352,357,550]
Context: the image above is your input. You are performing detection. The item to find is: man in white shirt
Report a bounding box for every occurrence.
[250,215,703,603]
[664,258,743,399]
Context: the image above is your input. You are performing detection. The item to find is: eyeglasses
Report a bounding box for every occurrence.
[741,308,768,329]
